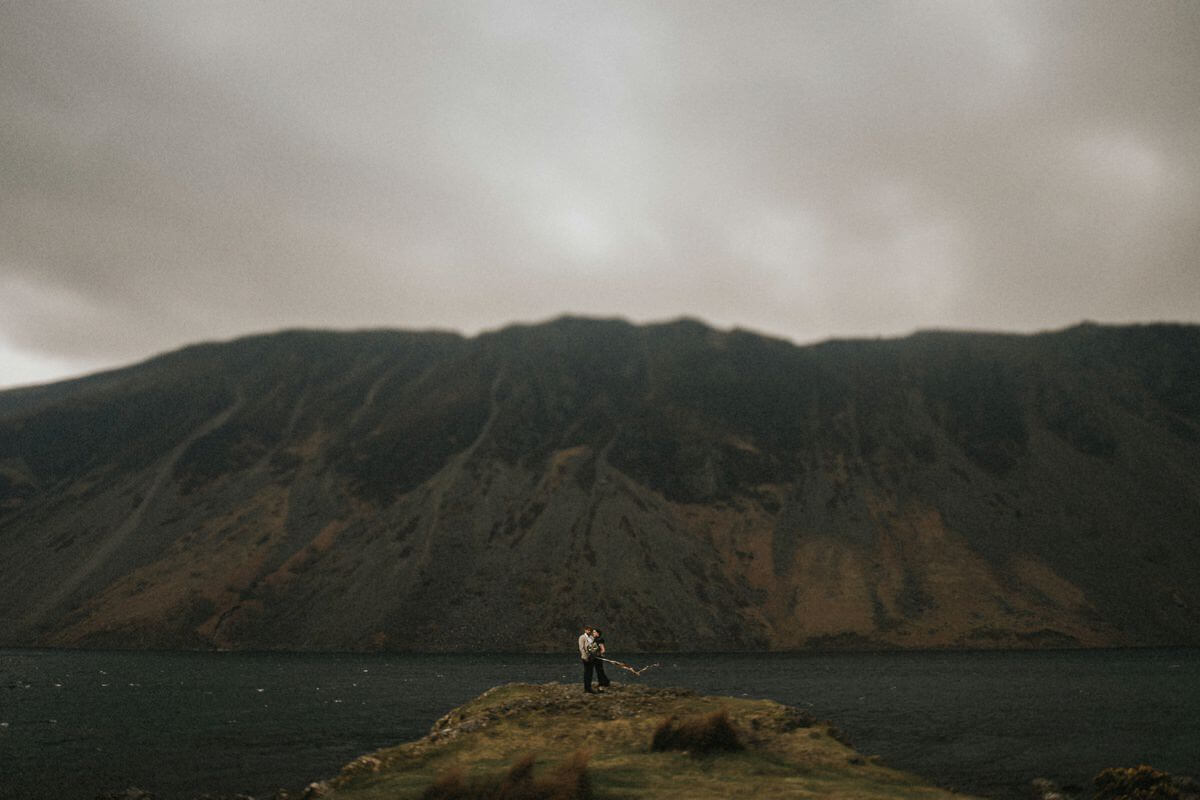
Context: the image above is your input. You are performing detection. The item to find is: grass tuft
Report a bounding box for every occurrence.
[1093,765,1181,800]
[421,749,593,800]
[650,708,744,754]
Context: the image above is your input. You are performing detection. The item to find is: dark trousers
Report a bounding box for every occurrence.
[583,657,611,691]
[595,658,610,687]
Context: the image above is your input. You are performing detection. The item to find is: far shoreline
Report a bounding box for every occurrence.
[5,642,1199,656]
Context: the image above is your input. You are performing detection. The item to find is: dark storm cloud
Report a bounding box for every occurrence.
[2,1,1198,386]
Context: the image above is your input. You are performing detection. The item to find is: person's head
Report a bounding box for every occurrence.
[593,628,602,638]
[583,625,593,635]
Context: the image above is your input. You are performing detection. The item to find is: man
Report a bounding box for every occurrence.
[578,625,602,693]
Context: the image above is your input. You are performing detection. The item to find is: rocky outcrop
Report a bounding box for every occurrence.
[324,682,976,799]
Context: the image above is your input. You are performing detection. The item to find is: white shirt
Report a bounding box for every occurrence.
[578,632,593,660]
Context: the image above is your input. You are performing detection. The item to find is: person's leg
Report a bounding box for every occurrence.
[582,659,595,692]
[596,659,610,687]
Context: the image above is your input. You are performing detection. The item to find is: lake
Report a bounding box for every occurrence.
[1,648,1197,799]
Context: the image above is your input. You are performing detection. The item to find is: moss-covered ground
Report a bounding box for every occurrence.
[324,682,981,799]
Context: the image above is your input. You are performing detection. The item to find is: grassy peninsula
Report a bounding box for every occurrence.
[320,682,979,799]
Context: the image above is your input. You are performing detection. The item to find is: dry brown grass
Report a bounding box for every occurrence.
[649,708,743,754]
[1093,765,1182,800]
[421,750,592,800]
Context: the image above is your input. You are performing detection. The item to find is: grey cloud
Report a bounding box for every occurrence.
[1,1,1197,386]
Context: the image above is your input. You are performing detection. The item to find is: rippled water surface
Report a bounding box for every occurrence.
[2,648,1197,799]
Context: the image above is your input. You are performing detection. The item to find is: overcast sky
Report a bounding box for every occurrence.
[2,1,1198,388]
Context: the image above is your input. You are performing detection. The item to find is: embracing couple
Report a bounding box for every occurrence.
[577,625,611,693]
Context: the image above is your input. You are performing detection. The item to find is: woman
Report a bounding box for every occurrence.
[592,628,611,688]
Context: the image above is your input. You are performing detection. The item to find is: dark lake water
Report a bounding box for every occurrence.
[1,648,1197,799]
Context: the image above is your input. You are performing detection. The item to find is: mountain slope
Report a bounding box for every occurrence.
[2,318,1198,650]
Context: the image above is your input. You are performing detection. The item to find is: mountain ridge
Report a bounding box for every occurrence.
[2,317,1198,651]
